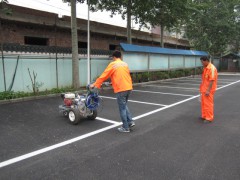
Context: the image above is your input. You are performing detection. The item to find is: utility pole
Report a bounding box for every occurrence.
[87,0,91,84]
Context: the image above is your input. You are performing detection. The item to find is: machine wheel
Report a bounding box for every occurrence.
[68,108,81,125]
[63,111,68,117]
[87,110,97,120]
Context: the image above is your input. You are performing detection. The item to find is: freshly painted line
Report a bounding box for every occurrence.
[218,73,240,76]
[133,79,240,121]
[100,95,167,106]
[218,78,240,81]
[133,95,198,120]
[96,117,119,124]
[179,78,201,81]
[1,79,239,168]
[178,79,230,84]
[127,99,167,106]
[217,79,240,90]
[158,81,201,86]
[133,89,193,97]
[179,79,201,82]
[145,85,199,90]
[0,123,121,168]
[99,96,115,100]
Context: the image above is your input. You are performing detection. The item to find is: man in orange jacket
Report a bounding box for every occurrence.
[90,50,135,132]
[199,56,218,123]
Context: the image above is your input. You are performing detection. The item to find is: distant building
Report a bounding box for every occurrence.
[220,52,240,72]
[151,26,186,40]
[0,3,190,53]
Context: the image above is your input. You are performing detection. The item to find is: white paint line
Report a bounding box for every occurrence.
[218,73,240,76]
[100,95,167,106]
[133,79,240,121]
[217,80,236,84]
[0,123,121,168]
[193,77,240,82]
[177,79,230,84]
[99,95,115,100]
[132,95,198,120]
[145,84,199,90]
[178,78,201,81]
[158,81,201,86]
[128,99,167,106]
[217,78,239,82]
[217,79,240,90]
[133,89,193,97]
[1,79,239,168]
[96,117,120,124]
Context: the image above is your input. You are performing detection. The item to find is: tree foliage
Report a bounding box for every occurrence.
[62,0,240,55]
[185,0,239,55]
[141,0,188,47]
[89,0,153,44]
[230,4,240,53]
[0,0,12,14]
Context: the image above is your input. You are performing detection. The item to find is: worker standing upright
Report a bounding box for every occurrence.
[199,56,218,123]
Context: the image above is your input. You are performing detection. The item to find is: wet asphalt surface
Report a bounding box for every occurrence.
[0,74,240,180]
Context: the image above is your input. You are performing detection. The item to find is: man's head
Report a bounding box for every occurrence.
[200,56,210,61]
[200,56,210,67]
[112,50,121,60]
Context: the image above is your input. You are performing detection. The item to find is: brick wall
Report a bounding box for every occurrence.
[0,3,190,50]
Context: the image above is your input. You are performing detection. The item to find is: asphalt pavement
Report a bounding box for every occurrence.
[0,73,240,180]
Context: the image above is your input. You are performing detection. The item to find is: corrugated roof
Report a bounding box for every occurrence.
[222,52,240,58]
[120,43,208,56]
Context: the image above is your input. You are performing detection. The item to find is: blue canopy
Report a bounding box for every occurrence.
[120,43,208,56]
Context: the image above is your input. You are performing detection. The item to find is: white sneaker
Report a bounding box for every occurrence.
[117,127,130,133]
[129,122,135,128]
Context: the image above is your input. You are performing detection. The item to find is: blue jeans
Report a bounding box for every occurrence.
[116,90,133,129]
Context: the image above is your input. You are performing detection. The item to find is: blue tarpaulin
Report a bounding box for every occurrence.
[120,43,208,56]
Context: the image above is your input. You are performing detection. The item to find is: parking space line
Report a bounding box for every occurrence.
[157,81,200,86]
[129,100,167,106]
[145,85,199,90]
[218,79,240,82]
[132,95,199,120]
[1,79,239,169]
[218,73,240,75]
[96,117,120,124]
[217,79,240,90]
[0,123,120,168]
[100,95,167,106]
[175,79,230,84]
[132,79,240,121]
[133,90,193,97]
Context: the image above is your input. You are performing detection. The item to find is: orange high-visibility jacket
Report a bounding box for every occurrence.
[200,62,218,93]
[94,58,133,93]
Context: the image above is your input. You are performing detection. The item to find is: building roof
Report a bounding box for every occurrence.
[222,52,240,59]
[120,43,208,56]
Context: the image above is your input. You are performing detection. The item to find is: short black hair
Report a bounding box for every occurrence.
[200,56,210,61]
[112,50,121,58]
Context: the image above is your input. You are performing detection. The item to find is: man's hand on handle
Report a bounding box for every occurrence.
[89,84,95,89]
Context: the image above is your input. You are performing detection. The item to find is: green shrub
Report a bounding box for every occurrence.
[0,86,78,101]
[0,91,32,100]
[141,72,149,82]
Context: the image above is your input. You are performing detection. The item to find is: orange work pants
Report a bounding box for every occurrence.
[201,92,215,121]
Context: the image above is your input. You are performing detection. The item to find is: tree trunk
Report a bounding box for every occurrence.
[160,25,164,48]
[127,0,132,44]
[71,0,80,88]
